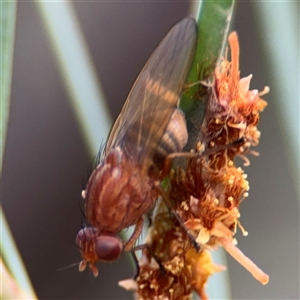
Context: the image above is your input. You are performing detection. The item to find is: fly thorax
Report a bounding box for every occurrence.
[84,148,131,228]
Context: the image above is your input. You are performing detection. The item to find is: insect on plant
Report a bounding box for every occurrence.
[76,17,197,277]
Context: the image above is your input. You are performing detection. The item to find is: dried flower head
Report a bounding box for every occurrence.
[119,202,225,300]
[119,31,269,299]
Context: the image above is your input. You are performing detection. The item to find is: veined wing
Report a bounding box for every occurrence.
[104,18,197,165]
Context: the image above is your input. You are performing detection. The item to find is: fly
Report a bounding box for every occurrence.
[76,17,197,277]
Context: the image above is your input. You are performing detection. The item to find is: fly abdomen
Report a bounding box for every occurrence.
[154,109,188,168]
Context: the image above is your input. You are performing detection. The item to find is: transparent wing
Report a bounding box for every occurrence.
[104,17,197,164]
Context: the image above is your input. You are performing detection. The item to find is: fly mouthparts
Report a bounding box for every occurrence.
[79,259,99,277]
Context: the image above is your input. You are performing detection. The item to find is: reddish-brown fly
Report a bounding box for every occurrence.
[76,18,197,277]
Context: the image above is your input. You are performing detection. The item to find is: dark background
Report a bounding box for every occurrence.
[2,1,299,299]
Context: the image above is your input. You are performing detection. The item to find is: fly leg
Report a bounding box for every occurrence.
[153,182,200,252]
[125,217,165,278]
[130,250,140,279]
[131,243,165,279]
[162,137,245,176]
[124,217,144,252]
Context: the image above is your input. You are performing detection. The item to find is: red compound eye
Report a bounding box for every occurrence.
[95,234,123,262]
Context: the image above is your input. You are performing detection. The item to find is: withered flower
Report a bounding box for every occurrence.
[119,202,225,300]
[119,31,269,299]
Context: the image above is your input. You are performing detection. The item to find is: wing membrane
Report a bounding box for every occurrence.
[105,18,197,164]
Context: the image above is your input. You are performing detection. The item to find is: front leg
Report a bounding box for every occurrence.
[124,217,144,252]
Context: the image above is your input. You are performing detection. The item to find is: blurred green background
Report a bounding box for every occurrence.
[2,1,299,299]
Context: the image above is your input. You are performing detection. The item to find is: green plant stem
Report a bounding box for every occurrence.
[1,2,37,299]
[1,1,16,172]
[1,209,38,299]
[187,2,235,299]
[183,0,235,150]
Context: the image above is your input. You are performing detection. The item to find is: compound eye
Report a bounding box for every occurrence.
[95,235,123,262]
